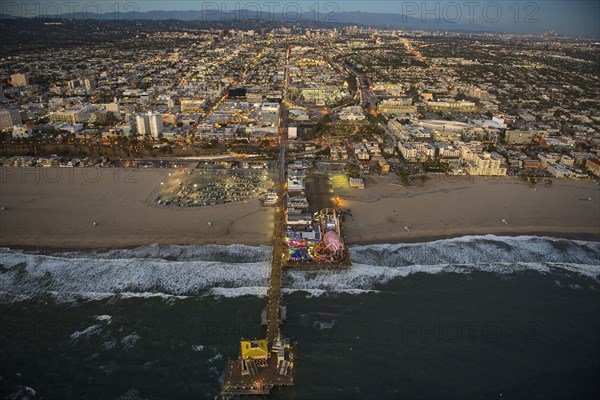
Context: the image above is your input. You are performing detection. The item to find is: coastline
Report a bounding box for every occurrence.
[2,231,599,254]
[338,175,600,247]
[1,168,599,252]
[348,230,600,246]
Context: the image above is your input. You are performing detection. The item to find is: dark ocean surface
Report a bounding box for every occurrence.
[1,235,599,399]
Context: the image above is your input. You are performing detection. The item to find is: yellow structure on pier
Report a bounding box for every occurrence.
[241,339,269,363]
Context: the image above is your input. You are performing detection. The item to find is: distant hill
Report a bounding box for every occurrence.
[0,9,489,32]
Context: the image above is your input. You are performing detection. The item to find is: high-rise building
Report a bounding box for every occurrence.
[135,112,163,138]
[135,114,149,136]
[149,113,163,138]
[10,73,29,87]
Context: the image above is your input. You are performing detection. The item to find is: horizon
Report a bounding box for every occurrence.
[2,1,599,37]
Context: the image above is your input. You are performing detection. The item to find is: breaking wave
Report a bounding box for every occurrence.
[0,244,271,303]
[349,235,600,267]
[0,236,598,302]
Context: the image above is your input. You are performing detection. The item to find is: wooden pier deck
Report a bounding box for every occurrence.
[221,353,294,396]
[266,144,287,343]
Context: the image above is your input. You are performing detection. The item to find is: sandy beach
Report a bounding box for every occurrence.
[0,167,274,250]
[337,175,600,244]
[1,167,599,250]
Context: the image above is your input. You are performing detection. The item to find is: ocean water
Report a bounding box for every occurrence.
[0,236,599,399]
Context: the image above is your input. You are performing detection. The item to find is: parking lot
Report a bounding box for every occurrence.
[156,162,273,207]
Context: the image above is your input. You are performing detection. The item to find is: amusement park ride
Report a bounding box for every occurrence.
[309,208,346,263]
[286,207,350,265]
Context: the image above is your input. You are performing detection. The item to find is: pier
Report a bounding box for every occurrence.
[221,141,294,397]
[266,144,287,344]
[220,137,352,396]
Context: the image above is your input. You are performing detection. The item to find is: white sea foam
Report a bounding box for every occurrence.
[281,287,379,297]
[546,262,600,279]
[206,286,268,298]
[96,315,112,323]
[121,333,140,351]
[192,345,204,352]
[0,246,270,302]
[0,292,33,303]
[314,320,336,330]
[286,263,448,292]
[349,235,600,267]
[71,324,102,341]
[207,353,224,363]
[118,292,189,300]
[22,243,272,263]
[102,339,117,351]
[6,386,37,400]
[286,262,599,293]
[0,237,598,302]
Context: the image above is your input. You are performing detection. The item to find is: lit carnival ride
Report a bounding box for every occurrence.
[312,208,345,263]
[288,238,312,262]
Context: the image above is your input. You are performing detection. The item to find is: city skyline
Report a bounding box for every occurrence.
[3,0,600,37]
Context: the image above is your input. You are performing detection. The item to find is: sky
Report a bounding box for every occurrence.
[3,1,599,37]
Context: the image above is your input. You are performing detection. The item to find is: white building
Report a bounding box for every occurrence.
[398,142,418,161]
[135,114,148,136]
[103,101,121,117]
[349,177,365,189]
[287,179,306,191]
[136,112,163,138]
[378,97,413,114]
[426,100,476,111]
[149,113,163,138]
[353,143,370,160]
[457,142,484,162]
[261,102,280,113]
[288,126,297,139]
[436,143,461,159]
[547,163,574,178]
[466,152,507,176]
[50,104,93,124]
[398,142,436,161]
[338,106,365,121]
[538,153,560,167]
